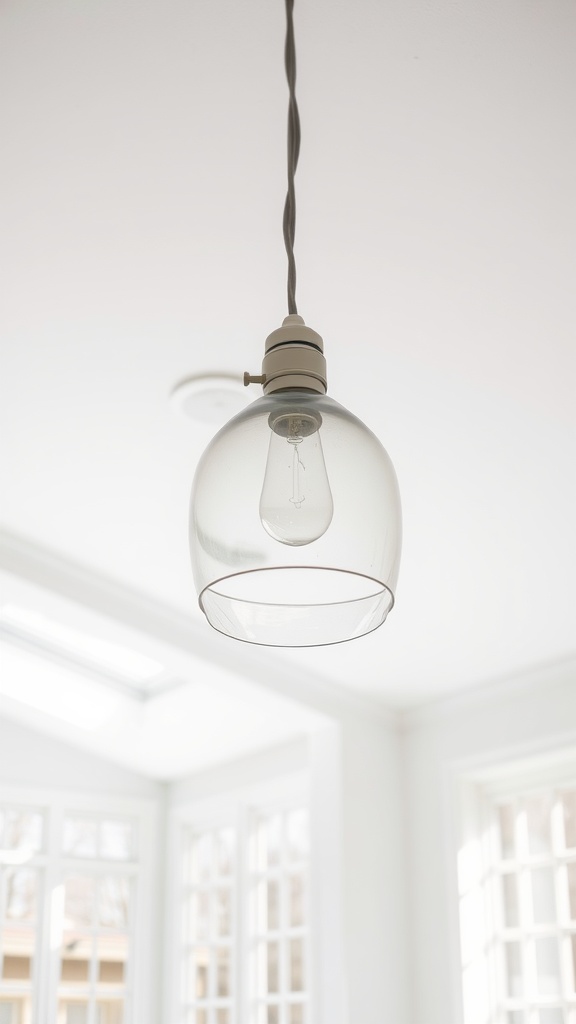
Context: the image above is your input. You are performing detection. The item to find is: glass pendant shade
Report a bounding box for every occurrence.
[190,389,401,646]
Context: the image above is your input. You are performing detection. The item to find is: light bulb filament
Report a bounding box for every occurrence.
[288,437,305,508]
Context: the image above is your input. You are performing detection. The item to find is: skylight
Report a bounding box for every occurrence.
[0,604,165,688]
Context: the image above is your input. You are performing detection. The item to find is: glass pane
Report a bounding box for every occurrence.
[506,1014,524,1024]
[216,887,231,937]
[267,880,280,931]
[286,810,308,862]
[290,1006,305,1024]
[561,790,576,849]
[498,805,516,859]
[194,946,210,1000]
[63,818,98,858]
[188,891,210,941]
[256,816,281,871]
[505,941,523,997]
[61,957,89,982]
[531,867,556,923]
[65,877,96,928]
[563,862,576,924]
[266,1008,279,1024]
[216,1012,230,1024]
[2,950,33,980]
[539,1011,564,1024]
[196,1011,208,1024]
[289,938,304,991]
[97,934,128,983]
[96,1001,124,1024]
[3,809,43,851]
[4,869,36,921]
[289,875,305,928]
[267,941,279,993]
[525,794,552,855]
[571,935,576,994]
[100,820,133,861]
[216,946,231,997]
[192,833,212,885]
[58,1004,89,1024]
[215,828,235,877]
[535,937,561,996]
[61,932,92,965]
[98,877,130,928]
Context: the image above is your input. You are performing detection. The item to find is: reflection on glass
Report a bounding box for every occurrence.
[498,805,516,860]
[290,938,304,992]
[290,1005,305,1024]
[535,937,561,996]
[216,888,231,937]
[57,1002,89,1024]
[216,946,230,997]
[286,810,308,862]
[568,863,576,920]
[505,941,523,998]
[64,818,98,858]
[289,875,304,928]
[561,790,576,849]
[2,809,43,852]
[65,877,96,928]
[5,869,36,921]
[216,829,235,877]
[525,795,551,856]
[195,947,210,1000]
[98,877,130,929]
[100,821,133,861]
[531,868,556,924]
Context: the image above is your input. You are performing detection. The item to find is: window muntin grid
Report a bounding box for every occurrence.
[0,805,45,1024]
[56,813,137,1024]
[181,827,236,1024]
[461,785,576,1024]
[249,808,309,1024]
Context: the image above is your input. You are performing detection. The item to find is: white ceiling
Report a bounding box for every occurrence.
[1,0,575,775]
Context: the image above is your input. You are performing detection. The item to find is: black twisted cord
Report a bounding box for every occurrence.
[283,0,301,315]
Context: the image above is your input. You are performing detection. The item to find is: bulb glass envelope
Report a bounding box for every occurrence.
[190,390,402,646]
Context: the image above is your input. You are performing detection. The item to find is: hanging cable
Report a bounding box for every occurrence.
[283,0,300,315]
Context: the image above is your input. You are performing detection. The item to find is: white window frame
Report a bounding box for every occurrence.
[0,785,158,1024]
[455,748,576,1024]
[166,773,311,1024]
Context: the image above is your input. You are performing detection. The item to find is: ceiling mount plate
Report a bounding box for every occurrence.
[170,373,251,426]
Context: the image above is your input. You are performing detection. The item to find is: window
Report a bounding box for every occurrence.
[249,809,309,1024]
[0,793,152,1024]
[176,786,310,1024]
[0,805,44,1024]
[457,756,576,1024]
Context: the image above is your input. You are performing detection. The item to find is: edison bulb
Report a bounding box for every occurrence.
[259,410,333,545]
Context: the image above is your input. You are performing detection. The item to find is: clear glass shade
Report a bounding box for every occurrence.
[190,390,401,646]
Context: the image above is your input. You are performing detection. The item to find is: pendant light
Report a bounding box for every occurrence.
[189,0,402,647]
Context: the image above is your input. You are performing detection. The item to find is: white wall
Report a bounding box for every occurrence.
[402,658,576,1024]
[0,714,162,798]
